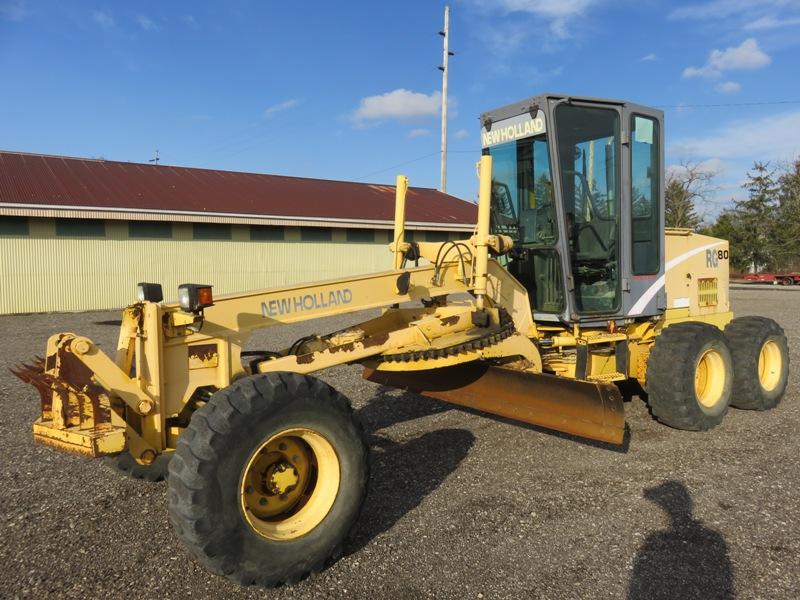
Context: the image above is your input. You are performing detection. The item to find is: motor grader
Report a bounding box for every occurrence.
[14,93,789,587]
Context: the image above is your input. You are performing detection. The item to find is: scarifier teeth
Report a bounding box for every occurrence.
[10,357,50,386]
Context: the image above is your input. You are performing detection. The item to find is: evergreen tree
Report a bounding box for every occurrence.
[737,162,778,272]
[773,158,800,270]
[702,211,749,273]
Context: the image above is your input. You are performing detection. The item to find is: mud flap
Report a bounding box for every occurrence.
[364,362,625,445]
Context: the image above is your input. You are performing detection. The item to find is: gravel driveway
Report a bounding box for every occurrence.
[1,287,797,599]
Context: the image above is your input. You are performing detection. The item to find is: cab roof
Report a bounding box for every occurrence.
[480,93,662,124]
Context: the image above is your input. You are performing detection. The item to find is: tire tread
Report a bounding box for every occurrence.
[167,372,368,587]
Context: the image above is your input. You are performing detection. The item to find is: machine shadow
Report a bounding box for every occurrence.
[346,383,631,555]
[356,386,452,432]
[344,426,475,556]
[627,480,734,600]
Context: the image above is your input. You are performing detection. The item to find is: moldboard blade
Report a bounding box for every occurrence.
[364,362,625,445]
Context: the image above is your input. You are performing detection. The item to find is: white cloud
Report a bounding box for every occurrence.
[671,110,800,161]
[352,89,442,125]
[136,14,159,32]
[682,38,770,79]
[492,0,595,18]
[670,0,790,21]
[0,0,31,21]
[715,81,741,93]
[92,10,115,29]
[640,53,657,62]
[181,14,199,29]
[744,14,800,30]
[482,24,529,54]
[263,99,298,118]
[454,129,470,140]
[408,128,431,139]
[470,0,598,39]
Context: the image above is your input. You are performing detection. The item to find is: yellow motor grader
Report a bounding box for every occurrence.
[14,94,789,586]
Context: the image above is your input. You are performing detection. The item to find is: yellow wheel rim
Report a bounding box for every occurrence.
[694,349,726,408]
[758,340,782,392]
[240,428,340,541]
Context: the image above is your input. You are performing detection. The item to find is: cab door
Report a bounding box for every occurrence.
[621,105,665,318]
[551,100,625,320]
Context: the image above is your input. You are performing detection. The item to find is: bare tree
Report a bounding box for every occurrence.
[665,160,719,229]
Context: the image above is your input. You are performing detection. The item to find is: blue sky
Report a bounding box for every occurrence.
[1,0,799,218]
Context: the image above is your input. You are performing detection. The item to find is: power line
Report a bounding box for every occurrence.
[657,100,800,108]
[353,151,441,182]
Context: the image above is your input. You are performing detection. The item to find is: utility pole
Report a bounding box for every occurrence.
[438,5,453,193]
[149,149,160,165]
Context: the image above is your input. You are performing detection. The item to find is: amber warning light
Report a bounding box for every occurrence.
[178,284,214,313]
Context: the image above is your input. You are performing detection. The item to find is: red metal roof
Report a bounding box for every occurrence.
[0,151,477,226]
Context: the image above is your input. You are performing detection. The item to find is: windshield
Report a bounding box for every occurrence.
[488,135,556,246]
[487,135,564,314]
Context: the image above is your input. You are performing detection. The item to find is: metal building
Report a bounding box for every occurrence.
[0,151,477,314]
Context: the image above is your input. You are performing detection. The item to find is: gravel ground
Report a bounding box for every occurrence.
[1,288,798,599]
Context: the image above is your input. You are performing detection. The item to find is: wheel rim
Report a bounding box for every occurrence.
[240,428,340,541]
[694,349,726,408]
[758,340,782,392]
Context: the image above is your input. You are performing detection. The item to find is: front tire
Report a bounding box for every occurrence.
[167,372,369,586]
[646,322,733,431]
[724,316,789,410]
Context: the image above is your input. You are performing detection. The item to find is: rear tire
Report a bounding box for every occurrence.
[724,316,789,410]
[103,451,171,482]
[167,372,368,587]
[646,322,733,431]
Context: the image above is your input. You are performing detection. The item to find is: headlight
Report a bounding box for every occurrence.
[178,284,214,312]
[136,282,163,303]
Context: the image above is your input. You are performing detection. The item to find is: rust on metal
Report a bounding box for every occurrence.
[32,430,98,457]
[11,356,52,412]
[296,331,392,365]
[188,343,219,369]
[12,342,112,429]
[296,353,315,365]
[362,332,390,349]
[364,362,626,445]
[329,341,357,354]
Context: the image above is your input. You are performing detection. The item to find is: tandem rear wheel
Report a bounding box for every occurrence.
[646,322,734,431]
[724,316,789,410]
[167,372,369,587]
[646,317,789,431]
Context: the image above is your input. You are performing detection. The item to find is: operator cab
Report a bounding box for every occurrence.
[481,94,664,324]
